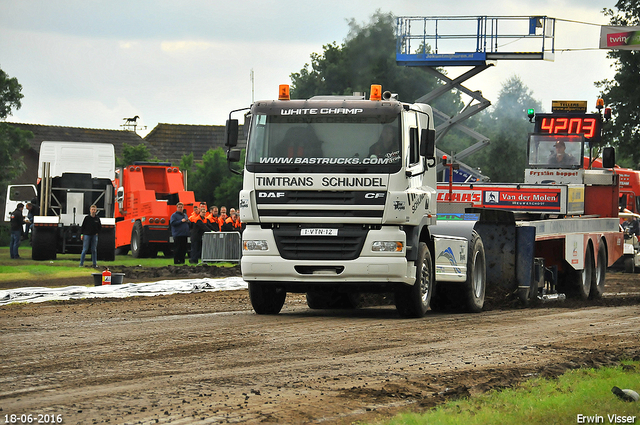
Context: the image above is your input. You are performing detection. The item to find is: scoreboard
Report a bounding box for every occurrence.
[534,113,602,144]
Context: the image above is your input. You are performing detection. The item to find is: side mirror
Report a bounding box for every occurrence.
[227,149,241,163]
[420,128,436,159]
[225,119,239,148]
[602,146,615,168]
[116,187,124,203]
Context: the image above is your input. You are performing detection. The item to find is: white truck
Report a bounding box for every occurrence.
[5,141,116,261]
[225,85,487,317]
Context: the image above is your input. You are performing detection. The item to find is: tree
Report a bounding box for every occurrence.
[116,143,155,167]
[190,147,244,209]
[0,68,32,190]
[596,0,640,167]
[290,11,462,116]
[179,152,194,172]
[467,76,543,182]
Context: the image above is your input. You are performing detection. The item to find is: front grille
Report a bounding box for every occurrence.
[256,190,385,220]
[273,224,369,260]
[259,209,381,218]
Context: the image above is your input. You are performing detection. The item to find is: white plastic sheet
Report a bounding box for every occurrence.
[0,277,248,306]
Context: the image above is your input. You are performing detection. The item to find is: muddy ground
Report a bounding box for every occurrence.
[0,268,639,424]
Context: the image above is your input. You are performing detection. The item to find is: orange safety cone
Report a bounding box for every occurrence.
[102,268,112,285]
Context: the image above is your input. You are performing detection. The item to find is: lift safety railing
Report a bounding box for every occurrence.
[396,16,556,66]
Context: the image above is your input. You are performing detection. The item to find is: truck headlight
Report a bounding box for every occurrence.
[243,240,268,251]
[372,241,403,252]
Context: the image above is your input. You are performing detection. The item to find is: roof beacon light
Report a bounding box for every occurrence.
[527,108,535,123]
[370,84,382,101]
[596,98,604,110]
[279,84,290,101]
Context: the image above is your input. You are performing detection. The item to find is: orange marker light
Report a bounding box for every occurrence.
[279,84,290,100]
[370,84,382,101]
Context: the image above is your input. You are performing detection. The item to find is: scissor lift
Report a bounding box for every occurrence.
[396,16,556,181]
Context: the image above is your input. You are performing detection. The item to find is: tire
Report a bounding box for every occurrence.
[590,242,607,299]
[31,227,57,261]
[115,245,130,256]
[624,256,635,274]
[248,282,286,315]
[567,245,593,300]
[130,221,149,258]
[395,242,433,318]
[461,231,486,313]
[97,228,116,262]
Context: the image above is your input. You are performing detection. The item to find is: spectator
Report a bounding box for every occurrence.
[218,206,228,229]
[190,207,216,264]
[79,205,101,268]
[10,203,26,259]
[23,202,35,240]
[170,202,190,264]
[622,215,640,239]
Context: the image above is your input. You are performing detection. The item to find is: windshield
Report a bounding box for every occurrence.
[246,114,402,173]
[528,134,584,169]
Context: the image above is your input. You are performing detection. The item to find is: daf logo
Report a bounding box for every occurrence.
[259,192,286,198]
[364,193,385,199]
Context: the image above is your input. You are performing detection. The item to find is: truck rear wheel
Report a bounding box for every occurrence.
[31,227,57,261]
[590,242,607,299]
[131,221,150,258]
[566,245,593,300]
[395,242,433,318]
[249,282,286,315]
[461,231,486,313]
[98,228,115,261]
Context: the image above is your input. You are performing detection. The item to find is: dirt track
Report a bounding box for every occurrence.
[1,269,639,425]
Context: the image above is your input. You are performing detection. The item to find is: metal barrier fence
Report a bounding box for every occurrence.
[201,232,242,262]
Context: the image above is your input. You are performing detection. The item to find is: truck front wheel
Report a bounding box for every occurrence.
[248,282,286,315]
[395,242,433,318]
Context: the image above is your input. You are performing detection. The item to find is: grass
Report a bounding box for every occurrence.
[0,244,235,284]
[372,361,640,425]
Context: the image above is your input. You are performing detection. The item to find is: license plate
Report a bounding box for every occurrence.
[300,228,338,236]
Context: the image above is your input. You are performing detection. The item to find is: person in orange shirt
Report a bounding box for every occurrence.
[189,205,200,223]
[217,206,227,229]
[205,205,217,222]
[205,207,220,232]
[222,208,242,232]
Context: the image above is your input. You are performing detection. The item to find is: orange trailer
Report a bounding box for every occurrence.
[114,163,197,257]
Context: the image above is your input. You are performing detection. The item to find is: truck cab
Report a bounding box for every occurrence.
[226,85,487,317]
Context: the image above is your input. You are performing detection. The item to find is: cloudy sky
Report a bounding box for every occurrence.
[0,0,616,136]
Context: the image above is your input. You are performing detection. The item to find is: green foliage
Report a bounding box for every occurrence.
[289,11,462,115]
[179,152,194,171]
[596,1,640,167]
[116,142,157,167]
[0,68,32,202]
[467,76,542,182]
[190,147,244,209]
[377,361,640,425]
[0,68,24,119]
